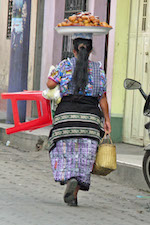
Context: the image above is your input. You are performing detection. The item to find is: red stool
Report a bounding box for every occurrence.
[1,91,52,134]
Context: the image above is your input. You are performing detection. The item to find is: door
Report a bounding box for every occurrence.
[123,0,150,146]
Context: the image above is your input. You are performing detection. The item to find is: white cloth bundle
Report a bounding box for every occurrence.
[42,65,61,105]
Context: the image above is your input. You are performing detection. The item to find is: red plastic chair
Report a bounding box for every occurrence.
[1,91,52,134]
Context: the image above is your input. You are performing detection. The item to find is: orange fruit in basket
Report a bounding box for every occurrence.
[74,20,78,24]
[61,22,68,26]
[78,17,83,22]
[84,20,89,24]
[56,12,112,28]
[89,15,95,22]
[57,23,62,27]
[79,22,84,26]
[67,21,73,26]
[100,22,111,27]
[82,15,90,22]
[65,22,72,26]
[69,15,77,22]
[90,22,94,26]
[85,23,91,26]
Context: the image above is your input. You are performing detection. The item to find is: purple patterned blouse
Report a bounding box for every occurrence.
[48,57,106,101]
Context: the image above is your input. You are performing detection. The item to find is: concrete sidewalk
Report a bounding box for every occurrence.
[0,121,149,192]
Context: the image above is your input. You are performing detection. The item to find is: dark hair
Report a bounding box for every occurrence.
[72,38,92,94]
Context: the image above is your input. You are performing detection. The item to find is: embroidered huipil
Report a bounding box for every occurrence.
[48,57,106,100]
[49,57,106,190]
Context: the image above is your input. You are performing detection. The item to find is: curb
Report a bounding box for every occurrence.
[106,163,150,192]
[0,124,50,151]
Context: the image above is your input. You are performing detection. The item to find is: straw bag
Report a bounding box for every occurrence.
[92,134,117,176]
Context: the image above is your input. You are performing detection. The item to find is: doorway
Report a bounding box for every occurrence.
[123,0,150,146]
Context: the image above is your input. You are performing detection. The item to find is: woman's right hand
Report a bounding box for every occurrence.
[99,94,111,134]
[104,119,111,135]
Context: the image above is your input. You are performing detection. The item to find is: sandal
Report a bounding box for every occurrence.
[64,178,78,204]
[68,198,78,207]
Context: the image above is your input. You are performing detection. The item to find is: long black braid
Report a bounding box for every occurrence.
[72,38,92,94]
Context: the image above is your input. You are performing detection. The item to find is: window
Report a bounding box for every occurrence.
[62,0,87,59]
[7,0,13,39]
[142,0,147,31]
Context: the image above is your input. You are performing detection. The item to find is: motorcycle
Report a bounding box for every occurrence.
[124,78,150,188]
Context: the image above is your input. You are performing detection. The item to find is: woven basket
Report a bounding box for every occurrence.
[92,134,117,176]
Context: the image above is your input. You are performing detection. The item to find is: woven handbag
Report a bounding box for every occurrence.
[92,134,117,176]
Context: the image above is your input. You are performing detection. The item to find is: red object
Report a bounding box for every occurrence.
[1,91,52,134]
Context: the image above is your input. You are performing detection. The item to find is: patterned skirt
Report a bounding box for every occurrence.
[50,137,98,191]
[48,95,103,191]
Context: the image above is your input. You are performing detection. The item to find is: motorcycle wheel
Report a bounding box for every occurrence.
[143,151,150,188]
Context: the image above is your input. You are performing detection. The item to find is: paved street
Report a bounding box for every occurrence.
[0,141,150,225]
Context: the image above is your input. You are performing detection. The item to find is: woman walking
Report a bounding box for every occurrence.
[47,33,111,206]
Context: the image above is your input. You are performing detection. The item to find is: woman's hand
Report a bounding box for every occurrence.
[47,79,57,89]
[104,119,111,135]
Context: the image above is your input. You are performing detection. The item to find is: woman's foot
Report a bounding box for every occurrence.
[64,178,78,205]
[68,198,78,206]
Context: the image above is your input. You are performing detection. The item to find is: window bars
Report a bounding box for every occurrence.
[62,0,87,59]
[7,0,13,39]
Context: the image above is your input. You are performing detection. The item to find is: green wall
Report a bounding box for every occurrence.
[111,0,131,142]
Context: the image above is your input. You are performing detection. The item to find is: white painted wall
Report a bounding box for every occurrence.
[40,0,65,90]
[28,0,38,90]
[87,0,107,66]
[106,0,117,112]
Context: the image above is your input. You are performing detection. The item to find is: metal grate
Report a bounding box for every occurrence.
[142,0,148,31]
[62,0,86,59]
[65,0,86,15]
[6,0,14,39]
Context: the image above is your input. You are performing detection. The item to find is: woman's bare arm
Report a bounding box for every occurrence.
[99,93,111,134]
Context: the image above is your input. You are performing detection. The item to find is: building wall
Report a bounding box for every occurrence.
[28,0,38,90]
[110,0,131,142]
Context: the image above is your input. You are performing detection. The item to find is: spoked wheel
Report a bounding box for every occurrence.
[143,151,150,189]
